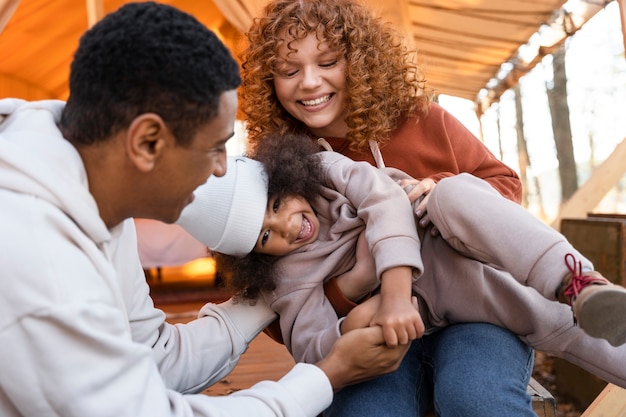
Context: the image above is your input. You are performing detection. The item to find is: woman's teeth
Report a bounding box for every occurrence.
[301,95,331,106]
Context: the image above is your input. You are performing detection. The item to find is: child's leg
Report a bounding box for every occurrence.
[427,173,584,296]
[427,173,626,346]
[416,232,626,387]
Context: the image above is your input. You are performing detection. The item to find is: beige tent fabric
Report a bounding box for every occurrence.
[213,0,413,42]
[0,0,609,108]
[213,0,411,34]
[206,0,607,110]
[212,0,266,33]
[359,0,412,35]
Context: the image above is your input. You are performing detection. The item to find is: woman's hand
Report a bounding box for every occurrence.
[397,177,440,236]
[335,231,378,301]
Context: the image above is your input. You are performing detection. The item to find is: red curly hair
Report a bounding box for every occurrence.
[240,0,433,154]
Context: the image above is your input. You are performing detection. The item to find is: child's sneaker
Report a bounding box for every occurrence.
[557,253,626,347]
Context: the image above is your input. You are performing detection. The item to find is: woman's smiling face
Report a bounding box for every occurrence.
[272,32,350,139]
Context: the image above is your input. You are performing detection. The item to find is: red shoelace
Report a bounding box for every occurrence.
[562,253,608,304]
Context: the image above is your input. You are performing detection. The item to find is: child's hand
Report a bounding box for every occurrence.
[369,296,424,347]
[336,231,378,301]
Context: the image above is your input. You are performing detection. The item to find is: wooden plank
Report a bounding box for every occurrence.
[0,0,19,34]
[202,332,295,396]
[561,217,626,286]
[581,384,626,417]
[85,0,103,28]
[619,0,626,55]
[528,377,557,417]
[551,137,626,231]
[161,301,295,395]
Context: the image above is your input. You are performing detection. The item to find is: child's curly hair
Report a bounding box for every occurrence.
[240,0,432,155]
[215,134,324,301]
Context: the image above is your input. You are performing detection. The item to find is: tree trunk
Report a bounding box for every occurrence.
[495,104,504,161]
[514,84,546,217]
[513,84,530,207]
[545,44,578,202]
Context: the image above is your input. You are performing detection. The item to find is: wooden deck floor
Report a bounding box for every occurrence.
[155,296,557,417]
[152,277,562,417]
[157,298,296,396]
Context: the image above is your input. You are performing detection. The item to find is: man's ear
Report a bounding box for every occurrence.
[126,113,169,172]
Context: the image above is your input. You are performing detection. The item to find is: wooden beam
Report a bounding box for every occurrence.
[619,0,626,53]
[0,0,20,34]
[551,137,626,230]
[581,383,626,417]
[86,0,103,28]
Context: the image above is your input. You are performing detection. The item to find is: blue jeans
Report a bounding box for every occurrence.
[324,323,535,417]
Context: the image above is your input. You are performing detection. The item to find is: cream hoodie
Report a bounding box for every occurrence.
[0,99,332,417]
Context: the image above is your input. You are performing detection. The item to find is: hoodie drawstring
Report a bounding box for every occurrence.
[368,140,386,169]
[317,138,386,169]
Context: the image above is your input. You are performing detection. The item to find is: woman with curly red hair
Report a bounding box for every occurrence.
[237,0,600,416]
[239,1,531,416]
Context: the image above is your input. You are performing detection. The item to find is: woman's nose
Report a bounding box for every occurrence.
[300,66,322,89]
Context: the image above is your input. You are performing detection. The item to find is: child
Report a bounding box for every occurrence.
[178,134,626,389]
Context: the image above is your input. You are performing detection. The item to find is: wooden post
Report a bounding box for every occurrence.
[86,0,103,28]
[551,137,626,231]
[581,384,626,417]
[0,0,20,34]
[619,0,626,53]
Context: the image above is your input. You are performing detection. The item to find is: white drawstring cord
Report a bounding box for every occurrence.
[317,137,386,169]
[368,140,386,169]
[317,137,334,152]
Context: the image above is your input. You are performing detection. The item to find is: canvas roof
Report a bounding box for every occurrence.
[0,0,610,113]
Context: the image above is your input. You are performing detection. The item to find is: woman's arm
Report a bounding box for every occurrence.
[334,231,378,301]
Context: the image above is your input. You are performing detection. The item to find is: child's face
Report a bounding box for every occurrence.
[253,194,320,256]
[272,32,349,139]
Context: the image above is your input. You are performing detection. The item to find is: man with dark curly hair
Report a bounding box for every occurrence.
[0,2,407,416]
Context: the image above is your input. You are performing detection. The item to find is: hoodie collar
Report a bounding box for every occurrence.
[0,99,112,244]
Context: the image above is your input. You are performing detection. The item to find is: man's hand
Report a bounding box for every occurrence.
[316,325,410,392]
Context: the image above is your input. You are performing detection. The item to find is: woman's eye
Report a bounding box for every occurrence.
[276,68,297,77]
[273,198,281,212]
[261,230,270,246]
[320,60,337,68]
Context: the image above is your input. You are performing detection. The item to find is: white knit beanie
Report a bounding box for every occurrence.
[176,155,268,257]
